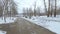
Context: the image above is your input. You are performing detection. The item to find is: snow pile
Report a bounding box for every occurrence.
[0,30,6,34]
[0,17,17,24]
[23,16,60,34]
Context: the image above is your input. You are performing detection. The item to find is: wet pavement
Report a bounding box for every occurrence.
[0,18,56,34]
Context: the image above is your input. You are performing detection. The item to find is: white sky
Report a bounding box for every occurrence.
[14,0,60,13]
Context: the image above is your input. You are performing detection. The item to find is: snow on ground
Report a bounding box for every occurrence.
[0,17,17,24]
[22,15,60,34]
[0,30,6,34]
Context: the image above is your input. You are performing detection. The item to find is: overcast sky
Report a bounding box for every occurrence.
[14,0,60,13]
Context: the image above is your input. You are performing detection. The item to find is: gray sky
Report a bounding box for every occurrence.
[14,0,60,13]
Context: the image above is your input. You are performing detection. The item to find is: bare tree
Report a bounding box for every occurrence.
[29,8,33,19]
[36,7,40,16]
[34,1,36,16]
[26,8,29,18]
[0,4,3,17]
[0,1,3,17]
[23,8,25,17]
[1,0,17,22]
[48,0,51,17]
[50,0,53,17]
[43,0,47,16]
[7,0,18,18]
[2,0,7,22]
[50,4,53,17]
[54,0,57,17]
[24,8,28,18]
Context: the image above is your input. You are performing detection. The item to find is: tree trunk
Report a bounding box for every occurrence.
[50,5,53,17]
[44,0,47,16]
[34,1,36,16]
[54,0,57,17]
[48,0,50,17]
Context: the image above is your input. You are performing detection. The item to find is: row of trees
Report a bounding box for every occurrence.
[23,1,41,18]
[23,0,57,18]
[23,7,41,18]
[0,0,18,22]
[44,0,57,17]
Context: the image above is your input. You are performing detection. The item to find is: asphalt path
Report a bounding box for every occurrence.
[0,17,56,34]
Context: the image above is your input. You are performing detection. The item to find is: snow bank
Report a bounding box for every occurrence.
[0,30,6,34]
[22,15,60,34]
[0,17,17,24]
